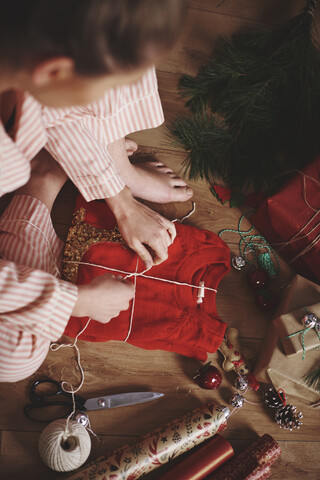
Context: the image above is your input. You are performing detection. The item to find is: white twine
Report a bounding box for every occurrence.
[173,201,196,223]
[50,250,217,445]
[122,257,140,342]
[11,198,198,471]
[38,418,91,472]
[63,259,218,296]
[40,319,97,473]
[50,318,98,441]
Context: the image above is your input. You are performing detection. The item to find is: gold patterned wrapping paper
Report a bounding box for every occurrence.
[62,403,229,480]
[62,207,127,284]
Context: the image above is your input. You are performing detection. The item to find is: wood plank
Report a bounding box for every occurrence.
[158,10,259,77]
[1,1,320,479]
[158,0,314,78]
[188,0,307,25]
[0,339,318,441]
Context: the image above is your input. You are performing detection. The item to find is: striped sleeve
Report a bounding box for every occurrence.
[0,124,31,196]
[45,121,125,201]
[0,92,47,197]
[0,195,78,341]
[0,260,78,341]
[43,67,164,201]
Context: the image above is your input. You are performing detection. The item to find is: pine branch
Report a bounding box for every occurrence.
[169,112,233,182]
[170,0,320,194]
[303,364,320,392]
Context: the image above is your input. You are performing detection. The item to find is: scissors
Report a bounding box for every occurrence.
[24,378,164,423]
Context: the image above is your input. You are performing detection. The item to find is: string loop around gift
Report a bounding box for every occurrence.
[63,260,218,294]
[63,259,218,345]
[280,307,320,360]
[271,169,320,262]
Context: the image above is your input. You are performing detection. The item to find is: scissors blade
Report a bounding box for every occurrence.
[84,392,164,411]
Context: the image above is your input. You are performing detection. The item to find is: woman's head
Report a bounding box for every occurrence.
[0,0,187,107]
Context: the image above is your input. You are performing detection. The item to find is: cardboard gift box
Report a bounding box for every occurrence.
[251,157,320,283]
[254,275,320,406]
[277,304,320,357]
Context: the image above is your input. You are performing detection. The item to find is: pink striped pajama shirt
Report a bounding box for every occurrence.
[0,67,164,382]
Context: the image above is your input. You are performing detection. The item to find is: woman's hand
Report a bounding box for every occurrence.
[106,186,176,268]
[72,274,134,322]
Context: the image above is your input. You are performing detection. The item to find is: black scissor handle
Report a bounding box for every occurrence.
[23,400,74,422]
[30,378,64,401]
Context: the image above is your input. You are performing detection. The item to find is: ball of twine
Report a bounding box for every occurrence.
[38,419,91,472]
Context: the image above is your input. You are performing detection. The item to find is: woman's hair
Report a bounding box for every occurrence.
[0,0,187,74]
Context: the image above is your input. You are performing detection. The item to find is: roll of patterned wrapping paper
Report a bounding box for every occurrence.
[159,434,234,480]
[207,433,281,480]
[246,464,272,480]
[63,403,229,480]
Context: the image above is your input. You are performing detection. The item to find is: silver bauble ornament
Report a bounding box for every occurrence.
[301,313,317,328]
[72,412,89,427]
[234,376,249,392]
[231,256,246,270]
[230,393,245,408]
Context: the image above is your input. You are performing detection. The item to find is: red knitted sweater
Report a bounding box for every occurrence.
[63,197,231,361]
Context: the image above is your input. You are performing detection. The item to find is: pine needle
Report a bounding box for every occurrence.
[170,0,320,194]
[303,364,320,392]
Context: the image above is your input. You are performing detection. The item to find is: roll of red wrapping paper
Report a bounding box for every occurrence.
[63,403,229,480]
[207,434,281,480]
[159,434,234,480]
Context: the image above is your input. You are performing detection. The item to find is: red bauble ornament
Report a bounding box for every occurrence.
[255,288,278,311]
[195,363,222,390]
[247,268,269,290]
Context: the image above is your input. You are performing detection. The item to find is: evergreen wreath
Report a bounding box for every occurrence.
[169,0,320,195]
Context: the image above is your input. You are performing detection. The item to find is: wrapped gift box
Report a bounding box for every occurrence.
[254,275,320,406]
[251,157,320,283]
[277,304,320,357]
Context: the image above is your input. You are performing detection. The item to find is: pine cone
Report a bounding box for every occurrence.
[264,387,285,409]
[275,404,303,431]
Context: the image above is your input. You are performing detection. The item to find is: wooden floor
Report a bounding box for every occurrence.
[1,1,320,479]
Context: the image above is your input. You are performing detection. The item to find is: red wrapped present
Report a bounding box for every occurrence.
[62,196,231,361]
[251,157,320,283]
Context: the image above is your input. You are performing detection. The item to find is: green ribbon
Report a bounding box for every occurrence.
[219,212,280,277]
